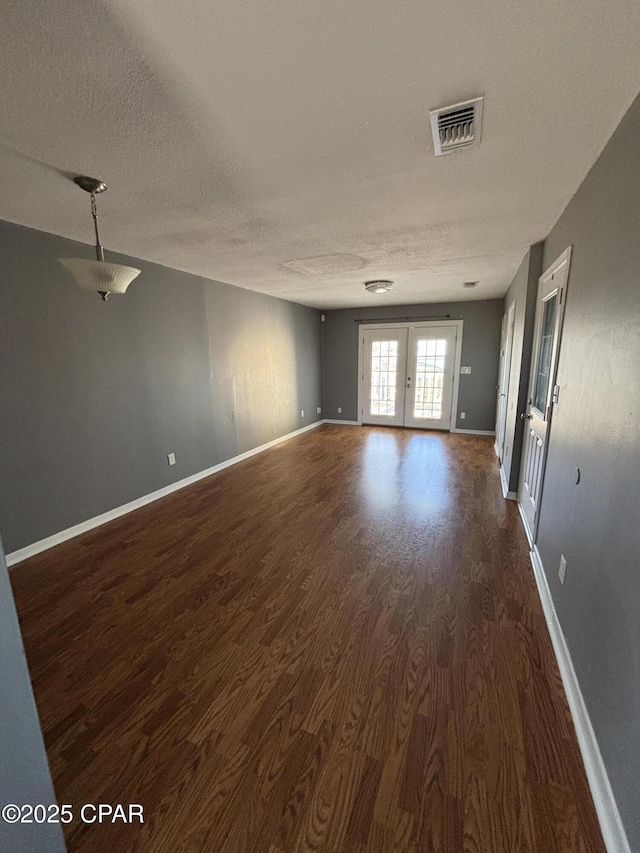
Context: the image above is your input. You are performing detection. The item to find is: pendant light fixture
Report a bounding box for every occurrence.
[365,279,394,294]
[59,176,141,301]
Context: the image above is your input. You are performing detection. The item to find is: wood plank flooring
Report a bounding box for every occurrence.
[11,426,605,852]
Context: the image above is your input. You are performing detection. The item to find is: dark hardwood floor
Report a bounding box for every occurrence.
[11,425,605,852]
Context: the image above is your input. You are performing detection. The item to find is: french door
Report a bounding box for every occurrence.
[518,247,572,543]
[362,328,408,427]
[361,324,458,430]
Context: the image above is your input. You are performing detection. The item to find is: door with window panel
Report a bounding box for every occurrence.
[404,326,457,430]
[362,329,408,426]
[518,247,571,543]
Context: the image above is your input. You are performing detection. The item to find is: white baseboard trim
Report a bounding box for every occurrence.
[323,419,360,425]
[499,466,517,500]
[530,546,630,853]
[451,428,496,436]
[6,420,324,568]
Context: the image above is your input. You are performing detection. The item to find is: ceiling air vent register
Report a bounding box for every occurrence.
[430,96,484,156]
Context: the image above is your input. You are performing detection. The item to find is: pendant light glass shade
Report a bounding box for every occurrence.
[58,175,141,301]
[58,258,141,295]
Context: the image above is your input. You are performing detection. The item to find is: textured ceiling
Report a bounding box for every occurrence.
[1,0,639,309]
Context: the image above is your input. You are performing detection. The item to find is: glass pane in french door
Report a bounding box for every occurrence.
[533,293,558,415]
[413,337,447,420]
[370,340,399,416]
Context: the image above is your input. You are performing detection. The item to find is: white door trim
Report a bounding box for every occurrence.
[518,496,534,546]
[496,300,516,462]
[357,320,464,429]
[500,466,517,500]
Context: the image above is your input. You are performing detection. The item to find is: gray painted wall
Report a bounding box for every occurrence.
[0,537,66,852]
[501,244,543,492]
[0,221,322,554]
[534,94,640,849]
[322,300,503,431]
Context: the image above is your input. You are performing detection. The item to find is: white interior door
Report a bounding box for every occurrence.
[403,326,457,430]
[518,247,572,543]
[496,301,516,462]
[362,328,408,426]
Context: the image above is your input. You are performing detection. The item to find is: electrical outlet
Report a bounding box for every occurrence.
[559,555,567,584]
[460,412,466,419]
[301,410,304,418]
[167,452,176,466]
[337,407,342,414]
[317,406,321,414]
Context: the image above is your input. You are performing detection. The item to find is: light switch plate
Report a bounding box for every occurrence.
[167,453,176,466]
[559,555,567,584]
[461,366,472,374]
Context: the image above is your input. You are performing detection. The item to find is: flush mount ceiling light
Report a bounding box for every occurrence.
[58,176,141,301]
[365,279,394,294]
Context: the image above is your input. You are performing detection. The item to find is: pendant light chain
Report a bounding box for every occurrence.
[90,193,105,262]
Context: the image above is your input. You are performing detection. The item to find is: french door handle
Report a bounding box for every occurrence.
[520,413,532,420]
